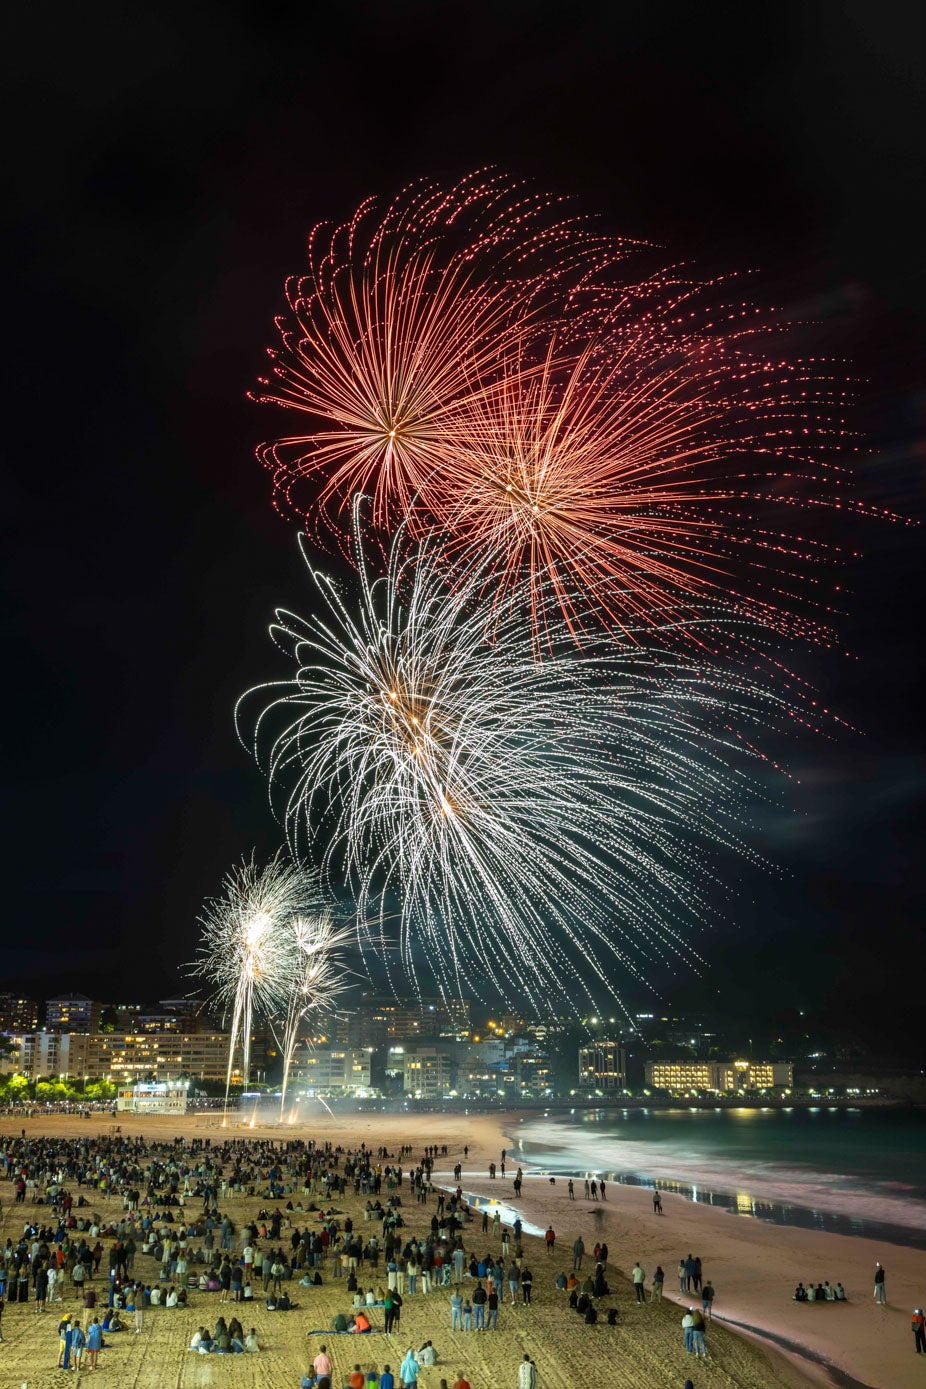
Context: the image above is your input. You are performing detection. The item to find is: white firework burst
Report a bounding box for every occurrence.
[194,852,320,1099]
[238,516,799,1016]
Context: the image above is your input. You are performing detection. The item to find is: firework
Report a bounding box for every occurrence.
[194,852,317,1102]
[272,910,354,1117]
[251,171,623,538]
[252,173,887,647]
[429,268,867,650]
[238,516,808,1014]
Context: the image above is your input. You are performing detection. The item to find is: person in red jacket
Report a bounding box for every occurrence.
[913,1308,926,1354]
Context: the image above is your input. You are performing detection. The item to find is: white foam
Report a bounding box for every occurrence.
[510,1118,926,1233]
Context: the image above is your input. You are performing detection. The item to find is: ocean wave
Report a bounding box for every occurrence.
[511,1118,926,1235]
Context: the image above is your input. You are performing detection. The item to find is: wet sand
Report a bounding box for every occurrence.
[0,1109,916,1389]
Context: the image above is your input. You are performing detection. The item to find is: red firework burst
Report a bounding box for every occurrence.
[430,266,864,647]
[253,175,902,647]
[252,171,624,538]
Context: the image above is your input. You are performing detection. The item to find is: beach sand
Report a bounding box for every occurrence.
[0,1108,916,1389]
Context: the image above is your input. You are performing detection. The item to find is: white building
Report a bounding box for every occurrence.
[291,1048,372,1095]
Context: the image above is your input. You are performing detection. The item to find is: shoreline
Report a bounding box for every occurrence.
[490,1113,920,1389]
[507,1128,926,1252]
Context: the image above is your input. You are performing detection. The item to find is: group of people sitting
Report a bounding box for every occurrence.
[330,1309,373,1333]
[554,1263,617,1325]
[793,1281,847,1302]
[266,1290,298,1311]
[189,1318,261,1353]
[148,1282,189,1307]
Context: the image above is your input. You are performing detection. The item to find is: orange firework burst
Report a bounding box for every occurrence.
[253,176,902,648]
[432,265,870,649]
[252,171,624,538]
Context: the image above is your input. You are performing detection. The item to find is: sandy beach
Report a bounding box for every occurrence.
[0,1108,918,1389]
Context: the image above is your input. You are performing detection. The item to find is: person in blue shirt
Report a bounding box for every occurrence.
[86,1317,103,1369]
[400,1349,420,1384]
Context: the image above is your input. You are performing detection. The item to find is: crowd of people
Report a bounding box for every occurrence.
[0,1123,911,1385]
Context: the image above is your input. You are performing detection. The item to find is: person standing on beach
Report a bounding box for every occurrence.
[682,1309,694,1354]
[874,1263,887,1304]
[520,1266,533,1305]
[690,1307,707,1358]
[545,1226,555,1256]
[911,1309,926,1354]
[678,1259,687,1292]
[518,1354,538,1388]
[568,1180,574,1200]
[652,1265,664,1301]
[572,1236,584,1270]
[701,1280,715,1320]
[913,1309,926,1353]
[631,1262,646,1302]
[653,1190,663,1215]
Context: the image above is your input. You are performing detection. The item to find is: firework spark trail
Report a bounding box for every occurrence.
[237,513,816,1015]
[431,270,883,650]
[251,176,903,649]
[194,852,321,1103]
[272,910,354,1118]
[251,171,628,541]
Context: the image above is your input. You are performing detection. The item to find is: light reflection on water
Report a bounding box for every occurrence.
[511,1107,926,1250]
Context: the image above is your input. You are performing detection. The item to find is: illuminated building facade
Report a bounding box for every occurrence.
[644,1059,793,1092]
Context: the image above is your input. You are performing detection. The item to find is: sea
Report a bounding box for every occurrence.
[505,1107,926,1250]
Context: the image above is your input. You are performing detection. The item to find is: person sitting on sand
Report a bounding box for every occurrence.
[417,1340,437,1366]
[823,1281,835,1301]
[584,1303,598,1324]
[835,1283,846,1300]
[244,1328,260,1352]
[805,1283,816,1302]
[190,1327,205,1349]
[198,1328,214,1353]
[815,1283,826,1301]
[349,1310,371,1333]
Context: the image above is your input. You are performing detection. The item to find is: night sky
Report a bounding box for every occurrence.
[4,3,923,1054]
